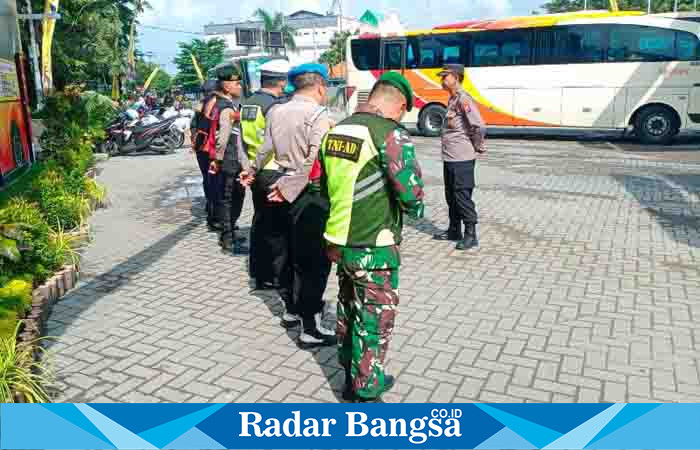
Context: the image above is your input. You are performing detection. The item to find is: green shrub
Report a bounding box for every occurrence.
[0,199,64,284]
[0,279,33,324]
[39,90,114,172]
[84,177,107,207]
[31,168,90,230]
[0,321,54,403]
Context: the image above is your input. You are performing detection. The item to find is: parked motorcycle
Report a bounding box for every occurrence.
[102,112,182,155]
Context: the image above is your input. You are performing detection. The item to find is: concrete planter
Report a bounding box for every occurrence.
[16,265,79,347]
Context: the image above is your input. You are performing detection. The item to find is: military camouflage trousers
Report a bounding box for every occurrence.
[337,266,399,399]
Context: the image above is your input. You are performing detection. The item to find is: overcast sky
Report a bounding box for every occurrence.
[138,0,546,74]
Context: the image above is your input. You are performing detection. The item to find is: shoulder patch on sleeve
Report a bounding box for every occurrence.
[324,133,364,163]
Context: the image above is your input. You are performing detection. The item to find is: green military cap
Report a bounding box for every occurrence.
[215,63,241,81]
[378,71,413,111]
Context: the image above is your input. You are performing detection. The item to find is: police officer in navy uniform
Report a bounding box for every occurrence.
[191,79,219,229]
[432,64,486,251]
[240,60,292,288]
[207,63,250,253]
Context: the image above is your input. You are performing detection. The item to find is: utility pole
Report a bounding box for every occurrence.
[312,20,318,60]
[648,0,651,13]
[674,0,679,11]
[22,0,44,109]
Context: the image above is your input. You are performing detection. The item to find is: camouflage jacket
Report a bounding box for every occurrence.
[326,103,425,271]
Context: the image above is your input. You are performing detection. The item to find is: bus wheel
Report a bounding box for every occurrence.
[419,104,446,137]
[634,105,679,146]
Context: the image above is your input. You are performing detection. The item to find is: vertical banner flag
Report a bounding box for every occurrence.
[143,67,160,90]
[111,73,119,100]
[127,21,136,82]
[191,53,205,83]
[609,0,619,11]
[41,0,59,94]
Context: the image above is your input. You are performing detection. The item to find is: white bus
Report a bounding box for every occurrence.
[345,10,700,144]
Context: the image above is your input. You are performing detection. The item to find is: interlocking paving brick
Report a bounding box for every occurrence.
[48,139,700,403]
[155,386,192,403]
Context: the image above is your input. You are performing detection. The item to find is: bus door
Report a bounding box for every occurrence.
[380,39,407,73]
[690,82,700,124]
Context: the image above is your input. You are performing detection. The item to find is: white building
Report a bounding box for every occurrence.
[203,10,380,66]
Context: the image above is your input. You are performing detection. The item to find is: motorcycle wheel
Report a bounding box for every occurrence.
[165,129,185,151]
[105,139,120,156]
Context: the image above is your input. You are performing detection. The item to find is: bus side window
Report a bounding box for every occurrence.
[567,26,606,63]
[471,30,530,67]
[387,43,402,69]
[407,40,418,68]
[351,39,380,70]
[609,25,675,62]
[416,33,467,68]
[676,31,700,61]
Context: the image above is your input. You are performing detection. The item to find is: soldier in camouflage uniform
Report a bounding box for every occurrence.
[319,72,425,402]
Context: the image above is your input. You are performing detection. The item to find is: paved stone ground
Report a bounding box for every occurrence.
[46,137,700,404]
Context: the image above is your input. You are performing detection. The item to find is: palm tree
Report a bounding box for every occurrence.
[253,8,297,55]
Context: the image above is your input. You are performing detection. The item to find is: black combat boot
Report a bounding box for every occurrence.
[219,233,233,252]
[433,224,463,241]
[344,374,395,403]
[456,223,479,251]
[208,220,222,232]
[232,236,249,255]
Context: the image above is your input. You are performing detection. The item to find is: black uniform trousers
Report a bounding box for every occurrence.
[249,179,288,284]
[278,190,332,322]
[444,159,478,232]
[220,167,246,240]
[196,151,215,221]
[250,172,331,320]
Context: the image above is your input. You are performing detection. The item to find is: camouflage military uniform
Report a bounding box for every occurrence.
[321,103,425,400]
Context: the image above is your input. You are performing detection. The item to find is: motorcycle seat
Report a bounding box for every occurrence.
[132,118,175,134]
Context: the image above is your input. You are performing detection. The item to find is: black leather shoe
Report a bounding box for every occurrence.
[219,236,233,252]
[433,230,463,241]
[456,224,479,250]
[232,241,249,255]
[255,280,278,290]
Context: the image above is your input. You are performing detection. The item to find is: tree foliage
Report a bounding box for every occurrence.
[135,59,171,94]
[173,38,226,91]
[541,0,697,13]
[319,31,356,69]
[253,9,297,54]
[23,0,150,93]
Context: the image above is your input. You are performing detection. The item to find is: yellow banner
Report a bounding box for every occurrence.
[143,67,160,90]
[190,53,204,83]
[127,21,136,80]
[112,73,119,100]
[41,0,59,95]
